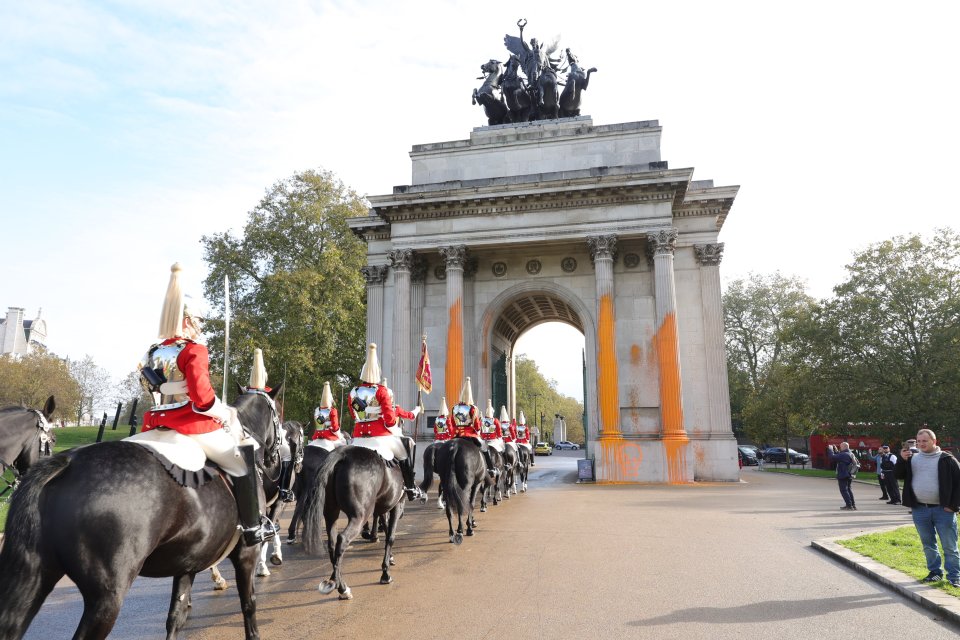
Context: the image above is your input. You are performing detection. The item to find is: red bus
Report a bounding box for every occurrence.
[810,429,956,472]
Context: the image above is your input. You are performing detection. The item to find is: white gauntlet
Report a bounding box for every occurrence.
[195,397,238,428]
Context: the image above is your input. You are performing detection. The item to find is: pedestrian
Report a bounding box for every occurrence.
[878,444,901,505]
[827,442,857,510]
[874,448,889,500]
[896,428,960,587]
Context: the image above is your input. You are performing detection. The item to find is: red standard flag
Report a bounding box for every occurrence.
[415,335,432,394]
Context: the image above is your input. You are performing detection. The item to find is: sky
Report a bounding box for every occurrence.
[2,0,958,408]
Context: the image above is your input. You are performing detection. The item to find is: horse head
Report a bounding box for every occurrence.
[233,383,283,462]
[480,59,502,76]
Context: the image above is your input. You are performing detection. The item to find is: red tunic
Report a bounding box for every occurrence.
[433,417,454,441]
[349,384,414,438]
[312,407,341,440]
[516,423,531,444]
[480,418,503,440]
[449,405,482,439]
[502,419,518,443]
[143,339,221,435]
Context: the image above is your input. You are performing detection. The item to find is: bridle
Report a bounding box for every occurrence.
[0,410,51,500]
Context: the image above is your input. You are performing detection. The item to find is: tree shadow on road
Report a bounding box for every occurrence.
[627,593,894,626]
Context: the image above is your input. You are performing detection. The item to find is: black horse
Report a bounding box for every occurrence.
[419,440,451,509]
[436,438,486,544]
[255,419,304,575]
[0,396,56,498]
[301,445,406,600]
[0,385,283,640]
[286,441,335,543]
[501,444,520,497]
[516,445,531,492]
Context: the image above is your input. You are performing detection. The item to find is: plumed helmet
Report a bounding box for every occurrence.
[486,399,495,418]
[459,377,474,406]
[359,343,381,384]
[319,381,334,409]
[438,396,449,417]
[499,405,510,423]
[518,410,527,425]
[249,348,268,389]
[157,263,186,340]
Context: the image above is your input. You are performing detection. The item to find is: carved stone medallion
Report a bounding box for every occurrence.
[492,261,507,277]
[561,257,577,273]
[623,253,640,269]
[434,265,447,281]
[526,259,542,275]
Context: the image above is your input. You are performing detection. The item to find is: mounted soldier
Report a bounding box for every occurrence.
[500,405,518,454]
[346,343,423,501]
[433,396,454,442]
[310,381,346,451]
[516,410,533,466]
[139,263,275,546]
[450,377,496,477]
[480,399,505,454]
[247,348,296,504]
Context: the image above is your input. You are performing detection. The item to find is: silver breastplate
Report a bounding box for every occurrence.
[452,403,474,427]
[435,416,448,432]
[349,385,380,423]
[517,426,527,438]
[481,417,497,434]
[140,341,190,411]
[314,407,332,429]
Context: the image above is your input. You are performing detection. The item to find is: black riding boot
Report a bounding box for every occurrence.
[481,445,497,479]
[399,456,422,501]
[234,443,276,546]
[278,460,294,503]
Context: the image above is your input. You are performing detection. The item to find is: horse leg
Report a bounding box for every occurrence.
[286,500,301,544]
[229,541,262,640]
[267,500,284,566]
[319,512,339,595]
[0,563,63,639]
[210,564,228,591]
[72,569,138,640]
[467,482,482,535]
[165,573,196,640]
[331,516,366,600]
[256,542,271,577]
[380,504,403,585]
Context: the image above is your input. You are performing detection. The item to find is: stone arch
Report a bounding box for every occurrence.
[477,280,599,442]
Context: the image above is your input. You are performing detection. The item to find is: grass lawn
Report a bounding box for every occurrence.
[761,467,884,485]
[838,526,960,598]
[1,427,131,532]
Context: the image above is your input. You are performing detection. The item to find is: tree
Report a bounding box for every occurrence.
[723,273,817,449]
[806,229,960,435]
[201,169,369,424]
[513,354,585,444]
[0,350,79,419]
[68,355,112,425]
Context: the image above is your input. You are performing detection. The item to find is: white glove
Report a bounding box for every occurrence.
[195,397,238,428]
[410,406,422,420]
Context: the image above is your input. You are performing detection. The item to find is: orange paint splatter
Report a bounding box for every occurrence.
[630,344,641,366]
[597,294,620,434]
[655,311,690,483]
[598,436,644,482]
[445,298,463,399]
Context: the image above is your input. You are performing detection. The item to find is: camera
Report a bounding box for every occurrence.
[910,447,919,454]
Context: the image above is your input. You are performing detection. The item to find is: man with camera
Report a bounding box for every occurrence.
[827,442,858,510]
[897,429,960,587]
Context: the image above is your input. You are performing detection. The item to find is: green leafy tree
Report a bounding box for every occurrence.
[0,350,79,420]
[513,354,584,444]
[201,169,368,425]
[806,229,960,436]
[68,355,112,425]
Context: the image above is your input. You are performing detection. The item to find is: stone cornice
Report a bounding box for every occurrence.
[693,243,724,266]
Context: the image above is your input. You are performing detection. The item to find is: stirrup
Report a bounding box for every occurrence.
[241,517,276,546]
[405,486,423,501]
[280,489,295,503]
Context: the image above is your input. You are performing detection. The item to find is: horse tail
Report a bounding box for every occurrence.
[301,446,348,556]
[443,443,466,517]
[419,444,435,494]
[0,455,71,637]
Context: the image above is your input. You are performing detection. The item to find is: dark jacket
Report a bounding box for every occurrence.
[895,450,960,511]
[828,450,856,480]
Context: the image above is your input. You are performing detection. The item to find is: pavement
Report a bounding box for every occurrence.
[12,453,960,639]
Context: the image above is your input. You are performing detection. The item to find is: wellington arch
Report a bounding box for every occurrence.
[350,116,739,483]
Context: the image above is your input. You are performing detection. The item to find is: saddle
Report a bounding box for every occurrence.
[124,429,220,488]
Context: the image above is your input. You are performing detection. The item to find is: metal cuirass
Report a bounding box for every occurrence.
[434,416,448,433]
[517,425,527,438]
[140,340,190,411]
[314,407,332,429]
[481,416,497,434]
[452,403,474,428]
[349,385,381,423]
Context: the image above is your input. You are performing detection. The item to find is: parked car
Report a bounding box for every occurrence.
[534,442,553,456]
[739,444,761,459]
[737,446,759,466]
[554,441,580,450]
[763,447,810,464]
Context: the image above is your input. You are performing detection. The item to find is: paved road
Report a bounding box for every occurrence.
[22,452,960,639]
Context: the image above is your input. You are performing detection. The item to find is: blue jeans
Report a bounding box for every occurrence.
[912,505,960,581]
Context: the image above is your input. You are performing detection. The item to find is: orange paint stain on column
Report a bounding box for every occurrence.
[445,298,463,398]
[596,294,620,435]
[655,311,690,483]
[598,436,643,483]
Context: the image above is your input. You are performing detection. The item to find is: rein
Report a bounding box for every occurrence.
[0,410,50,499]
[238,389,283,476]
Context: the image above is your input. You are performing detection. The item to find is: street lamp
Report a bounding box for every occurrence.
[533,393,541,435]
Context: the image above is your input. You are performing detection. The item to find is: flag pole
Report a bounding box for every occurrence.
[222,274,230,402]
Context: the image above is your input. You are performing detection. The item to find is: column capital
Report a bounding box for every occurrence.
[389,248,415,272]
[587,234,618,265]
[693,243,724,266]
[463,256,479,279]
[360,264,389,285]
[439,245,468,269]
[648,228,678,256]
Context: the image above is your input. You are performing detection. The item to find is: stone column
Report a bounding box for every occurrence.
[360,265,389,350]
[389,249,414,419]
[410,256,428,438]
[694,243,731,435]
[587,235,620,436]
[439,245,467,401]
[650,228,690,482]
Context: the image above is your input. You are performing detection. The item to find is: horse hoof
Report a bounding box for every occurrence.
[480,506,487,513]
[453,533,463,545]
[380,574,393,585]
[466,529,474,537]
[213,578,228,591]
[270,554,282,566]
[319,580,336,595]
[339,588,353,600]
[257,566,271,577]
[389,555,396,566]
[285,537,297,545]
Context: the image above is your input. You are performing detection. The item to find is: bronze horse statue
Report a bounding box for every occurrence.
[472,59,509,126]
[501,55,532,123]
[559,48,597,118]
